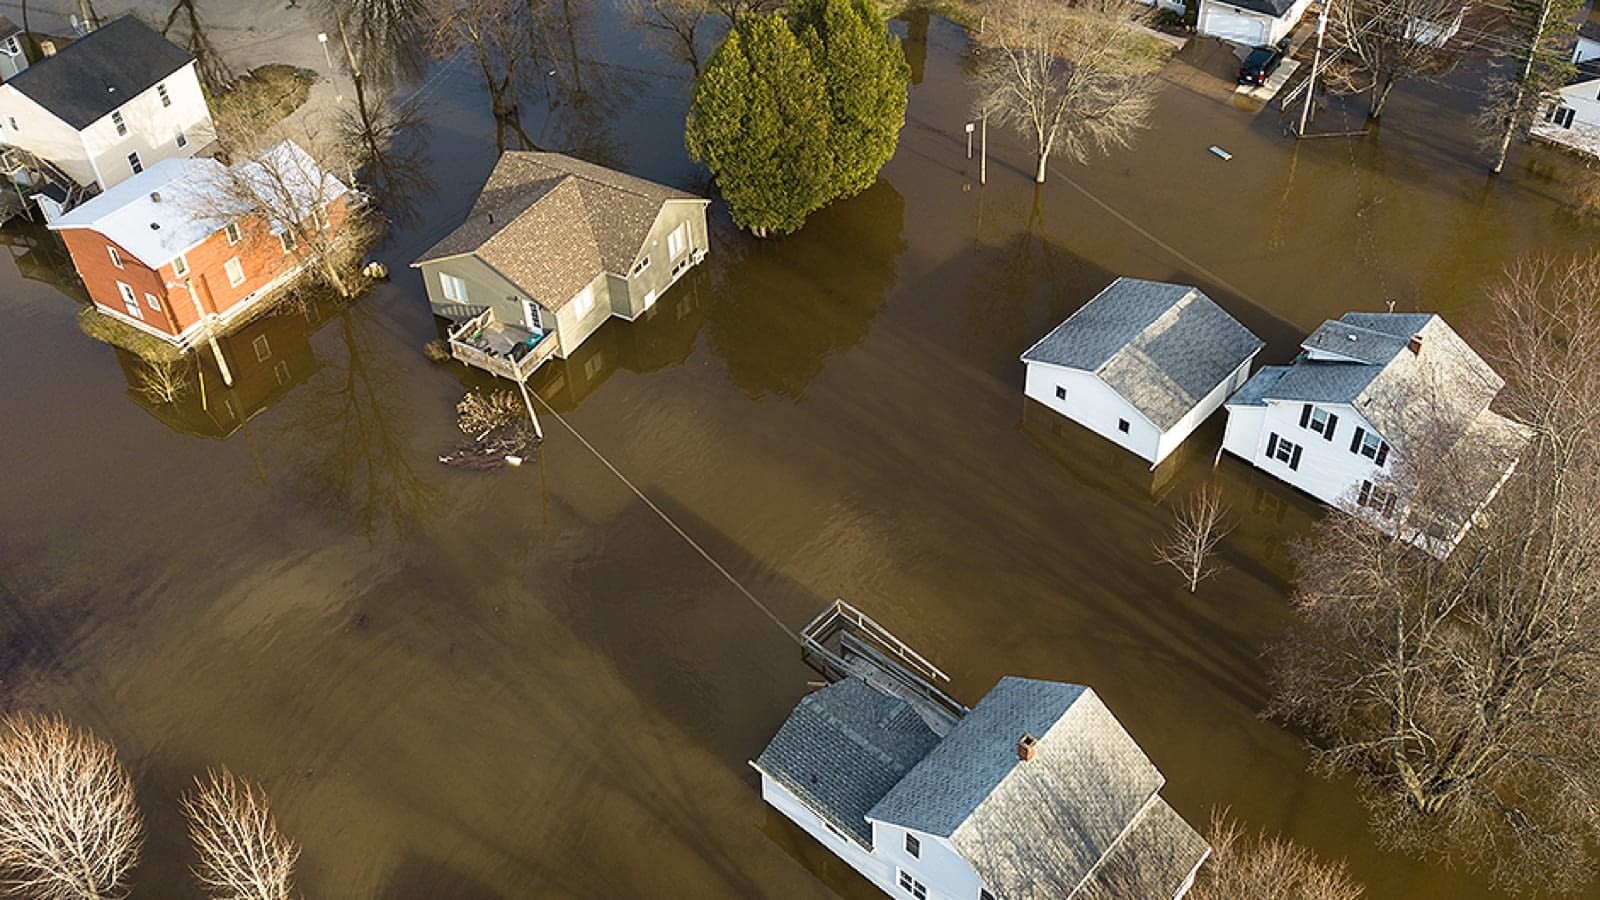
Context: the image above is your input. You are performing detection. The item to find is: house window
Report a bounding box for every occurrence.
[1549,105,1577,129]
[225,222,241,244]
[1118,418,1130,434]
[667,222,689,259]
[172,253,188,277]
[904,833,920,859]
[1303,404,1338,440]
[116,282,141,319]
[127,151,142,174]
[175,127,187,149]
[6,117,15,131]
[896,869,927,900]
[280,229,297,253]
[1358,480,1398,518]
[1055,385,1067,401]
[107,245,123,268]
[1352,428,1389,464]
[574,284,595,317]
[112,111,126,136]
[440,273,468,303]
[158,83,171,107]
[253,334,271,362]
[1266,432,1303,471]
[225,257,245,287]
[632,255,650,276]
[313,206,330,230]
[144,293,159,311]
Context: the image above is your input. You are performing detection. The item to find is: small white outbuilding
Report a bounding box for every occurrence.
[1021,278,1264,467]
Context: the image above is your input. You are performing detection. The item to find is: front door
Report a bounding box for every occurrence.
[522,299,543,332]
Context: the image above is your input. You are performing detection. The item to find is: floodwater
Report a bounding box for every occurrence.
[1,5,1597,898]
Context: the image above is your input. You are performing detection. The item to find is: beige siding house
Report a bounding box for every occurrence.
[411,152,710,382]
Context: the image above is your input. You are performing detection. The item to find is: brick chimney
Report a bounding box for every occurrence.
[1407,334,1423,355]
[1017,733,1038,762]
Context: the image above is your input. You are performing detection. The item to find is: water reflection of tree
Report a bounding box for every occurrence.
[705,179,906,401]
[529,1,643,170]
[897,8,929,86]
[277,308,437,538]
[161,0,234,94]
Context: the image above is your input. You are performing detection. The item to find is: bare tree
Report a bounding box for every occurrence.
[422,0,539,150]
[1270,257,1600,894]
[134,356,192,404]
[1479,0,1580,172]
[626,0,714,76]
[181,768,299,900]
[1328,0,1471,118]
[1189,810,1365,900]
[973,0,1161,183]
[1154,481,1234,592]
[0,713,143,900]
[201,122,371,300]
[314,0,427,183]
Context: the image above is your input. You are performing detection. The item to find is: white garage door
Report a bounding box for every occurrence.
[1200,5,1267,46]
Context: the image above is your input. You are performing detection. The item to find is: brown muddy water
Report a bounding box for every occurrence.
[1,5,1597,898]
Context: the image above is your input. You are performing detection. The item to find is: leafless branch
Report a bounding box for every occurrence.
[181,768,298,900]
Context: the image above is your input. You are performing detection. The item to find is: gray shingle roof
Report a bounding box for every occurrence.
[0,15,19,39]
[1021,278,1264,430]
[6,17,194,130]
[869,677,1197,899]
[1077,797,1212,899]
[1235,313,1505,457]
[754,678,940,847]
[412,151,704,309]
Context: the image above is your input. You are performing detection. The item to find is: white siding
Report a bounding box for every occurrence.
[1532,79,1600,160]
[1199,0,1312,44]
[1153,356,1256,464]
[755,772,897,892]
[1024,363,1163,464]
[1576,35,1600,63]
[0,59,212,189]
[1223,400,1390,507]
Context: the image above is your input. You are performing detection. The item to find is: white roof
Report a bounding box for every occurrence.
[50,155,227,268]
[49,140,350,268]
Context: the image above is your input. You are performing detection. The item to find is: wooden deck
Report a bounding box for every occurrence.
[801,599,968,735]
[448,309,557,382]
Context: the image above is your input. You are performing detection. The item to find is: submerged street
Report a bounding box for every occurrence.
[2,5,1598,897]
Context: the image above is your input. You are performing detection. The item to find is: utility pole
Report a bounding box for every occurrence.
[979,15,988,185]
[173,278,233,387]
[1299,5,1329,136]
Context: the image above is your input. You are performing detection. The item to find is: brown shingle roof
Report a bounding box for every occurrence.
[413,152,703,309]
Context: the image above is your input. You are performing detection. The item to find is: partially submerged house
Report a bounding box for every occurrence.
[1020,278,1263,467]
[1532,60,1600,160]
[50,140,350,347]
[754,602,1210,900]
[0,16,213,192]
[1222,312,1530,556]
[1198,0,1312,46]
[411,152,710,382]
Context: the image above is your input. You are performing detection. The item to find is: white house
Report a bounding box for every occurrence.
[1199,0,1313,46]
[1222,312,1530,556]
[1532,61,1600,159]
[0,16,214,192]
[1573,1,1600,62]
[1021,278,1264,468]
[753,675,1210,900]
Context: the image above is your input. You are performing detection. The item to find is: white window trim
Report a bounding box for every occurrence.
[440,272,468,303]
[1273,436,1301,464]
[158,83,171,107]
[280,229,297,254]
[224,257,245,287]
[116,281,141,319]
[172,253,188,277]
[107,245,123,268]
[667,222,689,259]
[573,284,595,317]
[631,255,650,276]
[144,293,160,311]
[175,128,187,149]
[111,111,126,136]
[224,222,241,244]
[127,151,142,174]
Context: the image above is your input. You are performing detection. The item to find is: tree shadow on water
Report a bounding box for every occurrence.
[377,853,505,900]
[705,179,908,402]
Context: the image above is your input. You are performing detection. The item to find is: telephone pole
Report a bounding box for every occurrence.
[1299,5,1330,136]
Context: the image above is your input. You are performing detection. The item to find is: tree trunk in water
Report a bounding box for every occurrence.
[1035,152,1048,184]
[1371,77,1397,119]
[1491,92,1522,174]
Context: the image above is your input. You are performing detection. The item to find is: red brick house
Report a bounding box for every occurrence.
[49,140,350,346]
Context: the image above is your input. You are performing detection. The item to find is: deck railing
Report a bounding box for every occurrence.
[448,310,556,381]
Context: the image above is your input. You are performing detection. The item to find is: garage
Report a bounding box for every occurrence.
[1198,2,1268,45]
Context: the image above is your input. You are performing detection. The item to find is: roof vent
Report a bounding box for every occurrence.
[1017,733,1038,762]
[150,191,161,203]
[1408,334,1423,355]
[1347,333,1357,342]
[39,40,55,57]
[149,222,159,230]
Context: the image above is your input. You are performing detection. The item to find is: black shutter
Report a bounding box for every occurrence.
[1324,413,1338,441]
[1351,427,1365,454]
[1267,433,1279,459]
[1300,404,1312,428]
[1359,480,1371,506]
[1375,442,1389,466]
[1290,444,1303,470]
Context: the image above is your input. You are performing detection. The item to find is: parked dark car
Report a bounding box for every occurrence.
[1238,39,1290,86]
